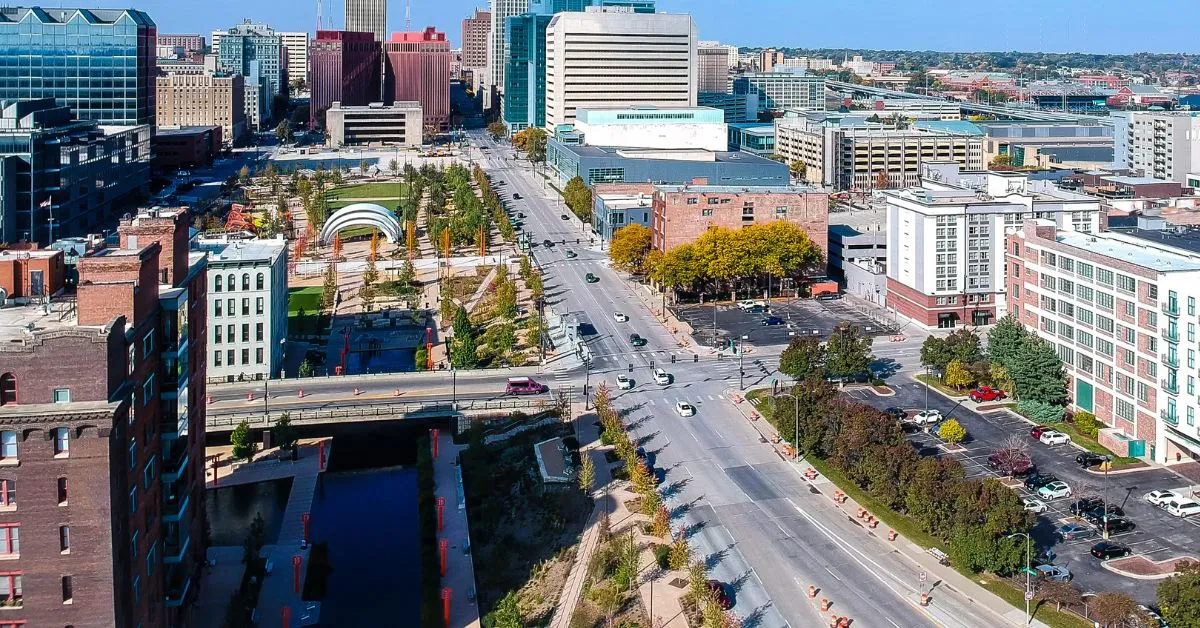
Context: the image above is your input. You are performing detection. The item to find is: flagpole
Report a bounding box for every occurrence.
[45,195,54,245]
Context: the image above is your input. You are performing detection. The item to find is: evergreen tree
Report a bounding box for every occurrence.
[1010,335,1066,404]
[986,314,1028,370]
[453,304,474,339]
[231,421,254,461]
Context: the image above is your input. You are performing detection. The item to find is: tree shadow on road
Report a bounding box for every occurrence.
[730,570,752,591]
[740,601,773,628]
[635,430,660,447]
[671,496,703,522]
[661,477,691,499]
[682,519,707,539]
[704,544,735,570]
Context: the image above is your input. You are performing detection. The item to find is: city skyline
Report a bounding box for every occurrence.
[72,0,1200,54]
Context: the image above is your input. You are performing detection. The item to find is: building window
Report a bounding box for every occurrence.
[131,529,139,561]
[129,438,137,470]
[52,388,71,404]
[0,525,18,556]
[0,433,16,462]
[142,375,154,406]
[242,274,250,291]
[227,298,235,315]
[227,350,235,365]
[686,197,697,205]
[256,273,265,290]
[256,323,264,341]
[147,542,156,578]
[0,375,15,406]
[775,206,787,217]
[61,575,72,604]
[1148,284,1158,300]
[0,573,23,607]
[59,526,70,553]
[0,480,14,508]
[227,324,235,341]
[129,487,137,514]
[242,324,250,343]
[256,297,264,315]
[242,349,250,364]
[57,478,67,505]
[1115,398,1134,421]
[241,298,249,316]
[132,575,141,605]
[142,331,154,359]
[256,348,264,364]
[227,274,236,292]
[1116,274,1137,294]
[1190,296,1196,316]
[215,300,222,317]
[214,351,223,366]
[143,459,155,489]
[214,275,222,292]
[215,326,223,344]
[701,209,712,217]
[52,428,69,457]
[1097,268,1114,286]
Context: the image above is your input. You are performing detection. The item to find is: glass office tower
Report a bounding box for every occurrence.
[0,7,157,126]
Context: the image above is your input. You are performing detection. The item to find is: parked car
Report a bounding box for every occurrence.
[629,334,647,347]
[1161,498,1200,518]
[1035,564,1073,582]
[707,580,733,610]
[1144,490,1183,507]
[613,312,629,322]
[1037,481,1072,500]
[1091,541,1132,560]
[1039,430,1071,446]
[1022,497,1049,513]
[912,409,942,425]
[885,407,907,420]
[1024,474,1059,491]
[1084,503,1125,520]
[969,386,1007,402]
[653,368,671,385]
[1099,517,1137,535]
[616,374,633,390]
[761,316,785,326]
[1056,523,1096,541]
[1076,453,1108,469]
[676,401,696,417]
[736,300,767,311]
[543,239,554,247]
[1030,425,1052,439]
[1069,497,1106,517]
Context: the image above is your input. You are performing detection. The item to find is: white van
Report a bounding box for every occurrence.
[653,368,670,385]
[1162,498,1200,518]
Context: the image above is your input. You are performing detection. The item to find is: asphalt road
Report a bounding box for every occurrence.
[466,131,1014,627]
[846,381,1200,605]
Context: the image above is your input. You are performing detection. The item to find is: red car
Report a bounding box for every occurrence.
[1030,425,1051,439]
[707,580,733,610]
[970,386,1007,402]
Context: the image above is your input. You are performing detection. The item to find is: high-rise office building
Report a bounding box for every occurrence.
[1113,111,1200,184]
[759,48,784,72]
[0,98,151,244]
[697,46,731,93]
[544,7,696,129]
[279,31,311,91]
[157,34,206,61]
[504,0,655,132]
[346,0,387,41]
[156,72,248,144]
[0,7,157,125]
[385,28,452,134]
[309,30,382,129]
[0,206,208,627]
[733,71,826,112]
[214,20,287,129]
[487,0,530,109]
[461,8,491,73]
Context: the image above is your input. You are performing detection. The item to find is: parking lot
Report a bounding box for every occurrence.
[846,381,1200,604]
[674,297,890,349]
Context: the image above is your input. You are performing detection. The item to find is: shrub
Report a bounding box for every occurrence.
[654,544,670,570]
[1073,410,1099,439]
[1017,399,1065,424]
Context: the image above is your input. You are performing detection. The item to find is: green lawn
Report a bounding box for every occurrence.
[326,182,409,200]
[915,374,969,398]
[973,574,1095,628]
[1053,421,1140,465]
[288,286,322,315]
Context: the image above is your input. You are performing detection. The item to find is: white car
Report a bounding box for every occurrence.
[736,300,767,311]
[653,368,671,385]
[616,374,633,390]
[613,312,629,322]
[1144,490,1182,507]
[1039,430,1071,446]
[912,409,942,425]
[1037,481,1073,500]
[1161,498,1200,518]
[1022,497,1049,513]
[675,401,696,417]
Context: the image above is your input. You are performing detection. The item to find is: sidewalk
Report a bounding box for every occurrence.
[433,430,482,628]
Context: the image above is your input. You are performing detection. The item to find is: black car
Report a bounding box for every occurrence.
[745,305,766,314]
[513,193,522,200]
[1098,517,1136,535]
[560,214,570,220]
[1024,474,1059,491]
[1094,540,1128,559]
[1076,453,1108,468]
[885,407,907,420]
[1069,497,1105,517]
[629,334,647,347]
[585,273,600,283]
[1084,503,1125,521]
[761,316,785,326]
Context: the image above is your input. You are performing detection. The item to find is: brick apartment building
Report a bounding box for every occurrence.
[0,207,207,626]
[1008,220,1200,466]
[650,184,829,253]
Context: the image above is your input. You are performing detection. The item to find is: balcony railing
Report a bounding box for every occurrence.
[1161,409,1180,425]
[1162,352,1180,368]
[162,448,189,484]
[1162,327,1179,342]
[1161,378,1180,395]
[1163,300,1180,316]
[163,492,190,522]
[165,566,191,608]
[164,529,190,564]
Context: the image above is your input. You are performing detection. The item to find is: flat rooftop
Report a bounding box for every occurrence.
[197,239,286,263]
[0,296,82,344]
[596,193,652,210]
[1057,228,1200,272]
[829,207,887,232]
[561,143,781,165]
[1102,176,1176,186]
[655,184,820,194]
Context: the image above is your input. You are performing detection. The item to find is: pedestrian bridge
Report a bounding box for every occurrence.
[206,397,556,432]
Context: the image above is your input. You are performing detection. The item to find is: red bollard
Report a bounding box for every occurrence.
[302,512,311,545]
[432,428,440,459]
[436,497,446,532]
[439,538,449,576]
[282,606,291,628]
[353,387,360,396]
[292,555,303,594]
[206,394,213,404]
[298,388,305,398]
[247,391,254,401]
[394,388,401,396]
[442,587,452,626]
[319,441,326,470]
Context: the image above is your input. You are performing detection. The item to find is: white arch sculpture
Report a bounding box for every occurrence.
[317,203,402,245]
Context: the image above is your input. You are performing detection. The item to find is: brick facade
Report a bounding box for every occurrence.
[651,187,829,254]
[886,279,999,328]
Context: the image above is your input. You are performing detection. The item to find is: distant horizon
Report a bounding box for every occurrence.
[61,0,1200,56]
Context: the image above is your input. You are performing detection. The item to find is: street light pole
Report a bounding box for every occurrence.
[925,365,931,414]
[776,392,801,460]
[1008,532,1032,626]
[739,334,748,390]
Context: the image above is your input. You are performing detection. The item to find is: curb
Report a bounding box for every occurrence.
[1101,554,1200,581]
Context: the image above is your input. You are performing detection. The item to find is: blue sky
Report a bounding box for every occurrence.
[89,0,1200,54]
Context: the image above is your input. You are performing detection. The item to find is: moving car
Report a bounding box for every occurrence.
[505,377,547,395]
[676,402,696,417]
[560,214,569,220]
[613,312,629,322]
[969,386,1007,402]
[1024,474,1059,491]
[1091,542,1132,560]
[1162,498,1200,518]
[1056,523,1096,541]
[629,334,647,347]
[1076,453,1108,469]
[616,374,633,390]
[1035,564,1073,582]
[1144,490,1183,507]
[516,212,524,219]
[1030,425,1052,440]
[761,316,785,326]
[585,273,599,283]
[1022,497,1049,513]
[564,249,577,259]
[744,305,766,314]
[1039,430,1071,446]
[653,368,671,385]
[1037,480,1072,500]
[706,580,733,610]
[736,300,767,311]
[513,192,522,199]
[912,409,942,425]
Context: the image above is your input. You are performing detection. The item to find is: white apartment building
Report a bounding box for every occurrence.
[195,234,289,382]
[885,162,1100,330]
[544,7,697,129]
[1008,220,1200,465]
[279,31,310,90]
[487,0,530,104]
[1113,111,1200,184]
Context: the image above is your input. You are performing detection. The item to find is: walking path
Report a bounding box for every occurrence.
[433,430,482,628]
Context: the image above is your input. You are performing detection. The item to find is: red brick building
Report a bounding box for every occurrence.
[384,27,452,134]
[650,184,829,253]
[0,207,207,626]
[308,30,382,130]
[151,125,221,170]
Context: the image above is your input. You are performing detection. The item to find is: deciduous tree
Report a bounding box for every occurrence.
[1159,560,1200,627]
[231,420,254,461]
[944,359,975,390]
[938,418,967,444]
[578,456,595,494]
[779,336,825,381]
[525,127,548,164]
[1036,579,1082,612]
[1090,591,1137,628]
[824,323,873,381]
[486,121,508,141]
[609,223,653,274]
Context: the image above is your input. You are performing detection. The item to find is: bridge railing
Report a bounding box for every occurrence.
[205,397,555,429]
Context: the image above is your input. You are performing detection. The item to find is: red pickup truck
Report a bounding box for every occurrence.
[969,386,1007,402]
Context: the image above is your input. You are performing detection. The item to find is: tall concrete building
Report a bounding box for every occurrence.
[345,0,387,41]
[733,70,826,113]
[1113,111,1200,184]
[487,0,530,109]
[214,21,287,128]
[461,8,491,87]
[544,7,697,129]
[157,34,206,60]
[0,206,209,627]
[156,72,247,144]
[0,7,157,126]
[385,28,452,134]
[308,30,382,130]
[759,48,784,72]
[697,46,731,93]
[326,101,423,147]
[279,31,311,91]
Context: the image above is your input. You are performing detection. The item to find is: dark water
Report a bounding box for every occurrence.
[343,347,416,374]
[206,477,293,546]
